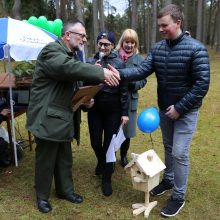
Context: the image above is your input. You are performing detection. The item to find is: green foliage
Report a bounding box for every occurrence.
[105,14,128,41]
[12,61,35,78]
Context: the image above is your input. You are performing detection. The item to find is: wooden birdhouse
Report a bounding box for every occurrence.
[125,149,166,218]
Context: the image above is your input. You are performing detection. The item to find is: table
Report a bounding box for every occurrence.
[6,109,32,161]
[0,73,32,161]
[0,73,16,89]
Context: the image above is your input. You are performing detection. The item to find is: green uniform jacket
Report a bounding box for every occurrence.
[26,39,104,142]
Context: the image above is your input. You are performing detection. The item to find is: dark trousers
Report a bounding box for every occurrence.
[88,93,121,181]
[35,137,74,200]
[120,138,130,157]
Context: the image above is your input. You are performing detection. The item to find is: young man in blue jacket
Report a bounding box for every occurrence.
[113,4,210,218]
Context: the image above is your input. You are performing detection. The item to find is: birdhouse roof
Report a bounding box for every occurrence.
[125,149,165,178]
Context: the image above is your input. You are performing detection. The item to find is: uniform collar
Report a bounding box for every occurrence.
[56,38,75,57]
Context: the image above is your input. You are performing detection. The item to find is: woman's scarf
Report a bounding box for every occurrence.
[119,48,134,62]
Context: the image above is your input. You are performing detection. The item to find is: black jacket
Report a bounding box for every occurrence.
[87,52,128,116]
[120,33,210,114]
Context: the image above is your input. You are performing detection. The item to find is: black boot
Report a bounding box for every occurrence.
[37,198,52,213]
[120,156,128,167]
[102,163,114,196]
[120,138,130,167]
[95,161,104,175]
[102,180,112,196]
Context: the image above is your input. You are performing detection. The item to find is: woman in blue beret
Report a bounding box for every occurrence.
[87,31,129,196]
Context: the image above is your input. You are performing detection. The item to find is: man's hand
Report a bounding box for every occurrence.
[107,64,120,78]
[103,67,120,86]
[165,105,180,120]
[95,60,102,67]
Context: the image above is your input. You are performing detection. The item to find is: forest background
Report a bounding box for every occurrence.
[1,0,220,56]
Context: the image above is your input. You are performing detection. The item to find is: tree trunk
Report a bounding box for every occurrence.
[140,0,145,53]
[74,0,88,58]
[92,0,99,52]
[12,0,21,20]
[151,0,157,46]
[196,0,203,41]
[66,0,72,20]
[145,0,151,53]
[55,0,60,18]
[184,0,189,31]
[216,0,220,52]
[60,0,67,22]
[211,5,218,48]
[99,0,105,31]
[0,0,7,16]
[202,0,206,43]
[206,0,214,45]
[131,0,137,30]
[127,0,132,27]
[75,0,84,23]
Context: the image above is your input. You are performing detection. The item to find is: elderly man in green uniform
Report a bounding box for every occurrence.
[26,20,120,213]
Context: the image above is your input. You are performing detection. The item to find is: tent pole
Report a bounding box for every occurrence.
[5,44,18,167]
[3,59,7,73]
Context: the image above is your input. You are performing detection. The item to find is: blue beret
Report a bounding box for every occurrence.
[97,31,116,45]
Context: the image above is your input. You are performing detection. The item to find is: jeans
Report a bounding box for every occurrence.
[159,109,199,200]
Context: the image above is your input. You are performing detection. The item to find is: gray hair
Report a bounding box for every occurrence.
[61,20,85,36]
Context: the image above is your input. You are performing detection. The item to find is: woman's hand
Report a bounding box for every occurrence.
[82,98,94,109]
[121,116,129,126]
[95,60,102,67]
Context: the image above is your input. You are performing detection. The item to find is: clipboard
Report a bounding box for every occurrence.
[72,84,103,112]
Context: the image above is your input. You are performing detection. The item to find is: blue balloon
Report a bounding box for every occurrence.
[137,107,160,133]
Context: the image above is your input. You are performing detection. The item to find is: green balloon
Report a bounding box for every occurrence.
[28,16,38,26]
[53,19,63,36]
[47,20,55,34]
[38,16,48,29]
[54,27,62,37]
[54,18,63,27]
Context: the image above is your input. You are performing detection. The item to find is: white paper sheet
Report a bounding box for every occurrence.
[106,125,126,163]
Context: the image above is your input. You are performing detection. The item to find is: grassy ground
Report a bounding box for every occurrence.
[0,49,219,220]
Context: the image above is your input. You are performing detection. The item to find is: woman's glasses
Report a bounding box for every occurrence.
[98,42,112,48]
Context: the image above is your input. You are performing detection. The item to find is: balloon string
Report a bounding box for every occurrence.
[150,133,154,149]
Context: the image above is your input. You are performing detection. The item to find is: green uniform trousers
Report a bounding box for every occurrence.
[35,137,74,200]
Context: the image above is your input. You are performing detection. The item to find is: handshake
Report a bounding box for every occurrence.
[103,64,120,87]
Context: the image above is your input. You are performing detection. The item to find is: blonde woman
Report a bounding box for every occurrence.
[115,29,147,167]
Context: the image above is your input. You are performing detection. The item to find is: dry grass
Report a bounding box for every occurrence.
[0,49,219,220]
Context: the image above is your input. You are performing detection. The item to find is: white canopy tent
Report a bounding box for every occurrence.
[0,17,57,166]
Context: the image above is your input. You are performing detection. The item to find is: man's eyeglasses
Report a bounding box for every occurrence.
[68,31,88,39]
[98,42,112,48]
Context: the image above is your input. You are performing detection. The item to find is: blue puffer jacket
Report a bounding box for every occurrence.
[120,33,210,114]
